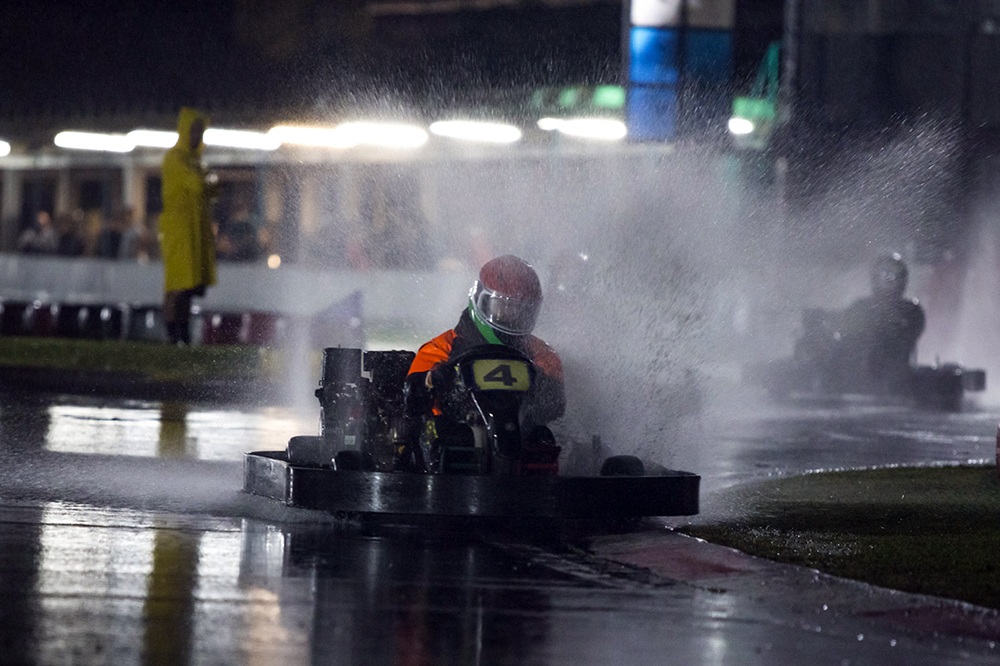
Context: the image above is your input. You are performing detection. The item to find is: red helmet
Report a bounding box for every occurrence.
[469,255,542,336]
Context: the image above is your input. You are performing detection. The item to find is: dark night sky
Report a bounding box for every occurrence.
[1,2,242,114]
[0,0,626,123]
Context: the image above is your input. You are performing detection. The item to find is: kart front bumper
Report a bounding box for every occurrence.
[244,450,700,519]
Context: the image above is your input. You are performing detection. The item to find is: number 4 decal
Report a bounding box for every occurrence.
[483,363,518,386]
[472,359,530,391]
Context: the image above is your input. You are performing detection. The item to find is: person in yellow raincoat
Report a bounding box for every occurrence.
[159,108,218,345]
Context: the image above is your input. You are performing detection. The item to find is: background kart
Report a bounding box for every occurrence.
[746,307,986,411]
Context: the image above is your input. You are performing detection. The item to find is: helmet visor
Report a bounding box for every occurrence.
[471,282,540,335]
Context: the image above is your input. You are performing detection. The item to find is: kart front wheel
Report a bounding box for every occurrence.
[600,455,645,477]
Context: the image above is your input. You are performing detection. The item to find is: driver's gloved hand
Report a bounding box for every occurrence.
[426,363,454,392]
[403,364,454,415]
[403,372,434,416]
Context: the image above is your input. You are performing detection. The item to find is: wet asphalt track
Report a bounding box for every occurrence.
[1,389,999,665]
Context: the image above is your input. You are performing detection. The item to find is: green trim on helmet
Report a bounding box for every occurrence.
[468,299,504,345]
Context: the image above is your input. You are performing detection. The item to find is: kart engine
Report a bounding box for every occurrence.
[312,347,415,471]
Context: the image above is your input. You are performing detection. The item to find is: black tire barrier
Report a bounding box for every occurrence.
[246,312,285,346]
[203,312,243,345]
[0,301,30,336]
[23,302,58,337]
[126,306,167,342]
[0,300,130,341]
[202,311,286,346]
[51,304,126,340]
[0,299,287,347]
[55,305,88,338]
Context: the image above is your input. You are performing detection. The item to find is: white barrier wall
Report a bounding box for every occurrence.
[0,254,471,340]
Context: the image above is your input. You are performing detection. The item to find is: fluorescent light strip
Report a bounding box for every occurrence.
[429,120,521,144]
[542,118,627,141]
[53,119,527,153]
[336,122,428,148]
[268,125,353,148]
[203,128,280,151]
[270,122,428,149]
[54,131,134,153]
[128,129,178,148]
[537,117,562,131]
[55,128,281,152]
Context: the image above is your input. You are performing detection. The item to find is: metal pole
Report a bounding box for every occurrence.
[621,0,632,86]
[0,169,23,252]
[779,0,801,125]
[678,0,689,134]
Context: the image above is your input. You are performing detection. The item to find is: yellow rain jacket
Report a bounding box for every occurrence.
[159,108,217,293]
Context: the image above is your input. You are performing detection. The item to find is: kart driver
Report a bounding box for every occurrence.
[839,252,926,392]
[398,255,565,470]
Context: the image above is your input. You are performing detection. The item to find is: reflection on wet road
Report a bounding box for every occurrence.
[702,396,999,493]
[38,397,311,460]
[1,390,998,664]
[8,504,997,666]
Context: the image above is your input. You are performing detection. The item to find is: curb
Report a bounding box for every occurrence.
[589,528,1000,643]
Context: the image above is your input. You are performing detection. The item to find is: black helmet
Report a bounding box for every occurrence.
[870,252,908,299]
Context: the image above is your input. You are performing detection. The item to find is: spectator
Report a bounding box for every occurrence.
[217,219,262,262]
[81,211,104,257]
[97,208,128,259]
[18,211,58,254]
[55,211,85,256]
[217,202,262,262]
[257,218,280,260]
[158,107,217,345]
[119,209,151,262]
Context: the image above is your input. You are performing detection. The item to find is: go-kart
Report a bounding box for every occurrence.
[746,307,986,411]
[244,346,700,519]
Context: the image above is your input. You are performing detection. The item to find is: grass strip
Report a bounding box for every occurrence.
[0,336,284,382]
[683,465,1000,610]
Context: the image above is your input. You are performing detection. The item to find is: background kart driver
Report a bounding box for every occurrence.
[839,252,925,393]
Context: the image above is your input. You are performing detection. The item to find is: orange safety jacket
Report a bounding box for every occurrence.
[407,309,564,420]
[408,329,563,381]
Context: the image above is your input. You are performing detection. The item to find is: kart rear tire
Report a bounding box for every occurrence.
[963,369,987,392]
[334,450,364,471]
[286,435,331,466]
[600,455,645,477]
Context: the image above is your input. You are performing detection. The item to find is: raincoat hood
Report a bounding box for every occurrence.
[175,107,209,156]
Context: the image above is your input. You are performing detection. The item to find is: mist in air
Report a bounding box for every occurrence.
[275,102,994,474]
[440,119,991,470]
